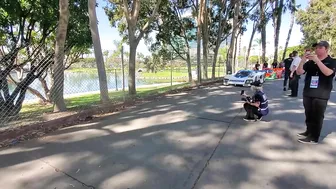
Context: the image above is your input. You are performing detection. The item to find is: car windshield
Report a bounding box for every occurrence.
[235,70,251,77]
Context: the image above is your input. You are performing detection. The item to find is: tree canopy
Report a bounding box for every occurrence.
[296,0,336,55]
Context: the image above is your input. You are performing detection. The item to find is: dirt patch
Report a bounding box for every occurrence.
[0,80,222,149]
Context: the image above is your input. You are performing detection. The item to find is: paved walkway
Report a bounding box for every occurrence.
[1,79,335,189]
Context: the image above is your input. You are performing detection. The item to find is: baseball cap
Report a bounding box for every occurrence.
[312,41,330,48]
[250,80,262,87]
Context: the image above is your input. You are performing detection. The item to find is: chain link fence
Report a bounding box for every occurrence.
[0,44,228,129]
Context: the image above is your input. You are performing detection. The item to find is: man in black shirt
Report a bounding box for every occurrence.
[296,41,336,144]
[283,53,293,91]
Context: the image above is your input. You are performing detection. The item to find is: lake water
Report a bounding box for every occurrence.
[8,71,156,101]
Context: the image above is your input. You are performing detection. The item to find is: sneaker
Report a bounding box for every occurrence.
[256,116,263,121]
[243,117,255,122]
[297,131,309,137]
[298,137,318,145]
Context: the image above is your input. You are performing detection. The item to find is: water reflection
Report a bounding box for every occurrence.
[8,71,154,101]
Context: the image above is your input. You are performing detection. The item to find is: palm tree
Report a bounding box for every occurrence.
[88,0,109,103]
[51,0,69,112]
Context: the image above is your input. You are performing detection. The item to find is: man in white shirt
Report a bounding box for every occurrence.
[289,51,302,97]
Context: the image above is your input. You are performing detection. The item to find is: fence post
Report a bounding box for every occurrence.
[115,68,118,91]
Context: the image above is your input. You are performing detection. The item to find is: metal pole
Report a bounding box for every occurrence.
[218,58,220,78]
[171,52,173,87]
[121,45,125,100]
[115,68,118,91]
[121,46,125,91]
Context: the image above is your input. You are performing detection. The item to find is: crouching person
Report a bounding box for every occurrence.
[242,81,269,121]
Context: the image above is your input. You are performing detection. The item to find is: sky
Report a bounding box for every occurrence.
[96,0,309,57]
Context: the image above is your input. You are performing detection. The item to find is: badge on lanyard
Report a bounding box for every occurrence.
[310,76,319,88]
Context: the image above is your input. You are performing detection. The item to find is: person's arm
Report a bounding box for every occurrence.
[250,101,260,108]
[307,55,335,76]
[296,56,308,75]
[248,94,261,107]
[290,57,301,77]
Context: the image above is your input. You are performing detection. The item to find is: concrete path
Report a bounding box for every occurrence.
[1,79,335,189]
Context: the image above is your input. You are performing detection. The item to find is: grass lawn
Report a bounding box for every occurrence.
[19,83,191,121]
[67,68,226,77]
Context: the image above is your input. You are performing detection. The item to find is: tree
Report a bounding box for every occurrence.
[297,0,336,56]
[152,0,195,83]
[259,0,268,64]
[103,50,109,62]
[245,8,259,68]
[279,45,305,59]
[270,0,285,63]
[227,0,241,74]
[208,0,230,79]
[282,0,298,61]
[51,0,70,112]
[105,0,162,95]
[201,0,209,79]
[88,0,109,103]
[196,0,203,84]
[0,0,92,119]
[143,53,167,73]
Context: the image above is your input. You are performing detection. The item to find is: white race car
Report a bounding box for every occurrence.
[223,70,265,87]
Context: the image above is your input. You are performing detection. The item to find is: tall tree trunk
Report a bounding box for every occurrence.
[121,0,161,94]
[186,51,192,83]
[282,1,295,60]
[260,0,267,64]
[51,0,69,112]
[212,44,220,79]
[88,0,109,103]
[202,0,209,79]
[212,0,228,79]
[39,77,52,102]
[273,0,284,63]
[227,0,240,74]
[233,32,239,73]
[128,37,138,95]
[245,20,257,69]
[197,0,203,84]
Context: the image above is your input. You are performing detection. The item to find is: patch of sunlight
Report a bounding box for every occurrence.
[99,167,151,189]
[271,109,304,114]
[249,130,335,162]
[165,128,223,150]
[0,147,43,155]
[204,108,223,114]
[166,92,189,97]
[110,139,138,149]
[105,111,189,133]
[44,152,103,169]
[0,159,59,189]
[328,101,336,106]
[41,129,110,143]
[152,154,188,171]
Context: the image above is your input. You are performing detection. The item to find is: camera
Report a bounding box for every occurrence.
[241,96,252,102]
[241,90,252,102]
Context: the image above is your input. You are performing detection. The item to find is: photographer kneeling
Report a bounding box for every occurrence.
[241,81,269,121]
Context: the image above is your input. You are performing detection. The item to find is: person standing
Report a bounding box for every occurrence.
[289,51,301,97]
[296,41,336,144]
[283,53,294,91]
